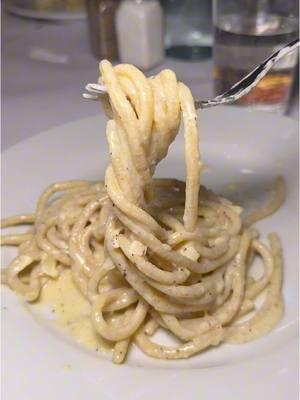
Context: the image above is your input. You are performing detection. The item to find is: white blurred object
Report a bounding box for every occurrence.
[29,47,69,64]
[116,0,164,70]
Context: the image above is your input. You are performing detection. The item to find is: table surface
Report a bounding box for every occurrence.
[2,12,299,151]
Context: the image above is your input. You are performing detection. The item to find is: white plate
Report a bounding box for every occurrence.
[7,4,85,21]
[2,107,299,399]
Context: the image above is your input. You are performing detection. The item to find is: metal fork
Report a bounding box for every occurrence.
[83,38,299,109]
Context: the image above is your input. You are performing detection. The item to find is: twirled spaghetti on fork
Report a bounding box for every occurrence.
[1,61,285,363]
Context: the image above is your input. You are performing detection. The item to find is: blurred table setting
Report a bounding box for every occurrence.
[2,0,299,150]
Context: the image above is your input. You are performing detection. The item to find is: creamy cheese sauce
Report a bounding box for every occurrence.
[39,269,112,354]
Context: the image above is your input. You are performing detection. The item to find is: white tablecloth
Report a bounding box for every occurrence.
[2,12,298,150]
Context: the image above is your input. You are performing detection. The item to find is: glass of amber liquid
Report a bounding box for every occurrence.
[213,0,299,113]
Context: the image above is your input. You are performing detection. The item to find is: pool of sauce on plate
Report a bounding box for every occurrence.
[39,269,112,354]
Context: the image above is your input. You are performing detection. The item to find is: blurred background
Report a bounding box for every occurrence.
[2,0,299,150]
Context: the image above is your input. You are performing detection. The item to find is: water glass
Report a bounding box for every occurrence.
[213,0,299,113]
[163,0,213,60]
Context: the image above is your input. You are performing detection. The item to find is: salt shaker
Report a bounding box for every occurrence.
[116,0,164,70]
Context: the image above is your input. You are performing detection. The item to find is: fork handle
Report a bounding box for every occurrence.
[197,38,299,109]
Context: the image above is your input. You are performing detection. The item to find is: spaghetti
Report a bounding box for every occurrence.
[1,61,285,363]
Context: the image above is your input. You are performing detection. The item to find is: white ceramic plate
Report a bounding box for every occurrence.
[2,107,299,400]
[7,3,85,21]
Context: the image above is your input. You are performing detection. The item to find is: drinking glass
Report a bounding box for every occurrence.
[163,0,213,60]
[213,0,299,113]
